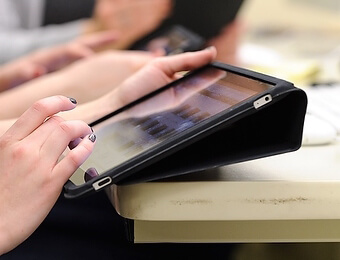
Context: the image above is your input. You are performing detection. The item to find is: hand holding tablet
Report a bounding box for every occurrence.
[64,55,307,198]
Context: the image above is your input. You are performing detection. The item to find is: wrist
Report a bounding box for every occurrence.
[82,19,103,35]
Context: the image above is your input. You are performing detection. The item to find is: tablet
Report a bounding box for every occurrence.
[131,25,205,55]
[63,62,304,198]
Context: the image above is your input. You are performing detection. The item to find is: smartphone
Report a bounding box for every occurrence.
[131,25,205,55]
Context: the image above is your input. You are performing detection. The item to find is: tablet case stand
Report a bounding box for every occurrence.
[116,88,307,185]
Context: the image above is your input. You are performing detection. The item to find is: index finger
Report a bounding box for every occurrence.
[153,47,217,77]
[5,96,78,140]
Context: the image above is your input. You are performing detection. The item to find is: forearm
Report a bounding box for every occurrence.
[0,73,69,119]
[0,60,34,92]
[0,66,15,92]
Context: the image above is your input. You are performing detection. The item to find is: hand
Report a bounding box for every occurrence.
[207,20,244,65]
[108,47,217,111]
[58,47,217,128]
[0,30,119,90]
[0,49,158,120]
[123,66,226,118]
[88,0,172,49]
[55,49,160,103]
[0,96,96,255]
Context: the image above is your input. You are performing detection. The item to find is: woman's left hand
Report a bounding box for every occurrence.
[0,96,96,255]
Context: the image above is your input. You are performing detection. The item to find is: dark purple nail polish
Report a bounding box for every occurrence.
[88,133,96,143]
[84,168,99,182]
[69,97,77,104]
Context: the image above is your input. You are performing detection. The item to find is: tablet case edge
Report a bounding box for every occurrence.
[116,88,307,185]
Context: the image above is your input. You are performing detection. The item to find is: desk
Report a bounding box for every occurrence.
[107,140,340,243]
[105,2,340,243]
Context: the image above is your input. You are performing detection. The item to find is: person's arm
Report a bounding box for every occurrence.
[0,47,216,134]
[0,30,118,91]
[0,49,157,119]
[0,96,95,255]
[207,20,244,65]
[0,0,171,64]
[0,48,215,255]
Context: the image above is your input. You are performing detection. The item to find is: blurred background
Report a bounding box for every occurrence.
[232,0,340,259]
[238,0,340,87]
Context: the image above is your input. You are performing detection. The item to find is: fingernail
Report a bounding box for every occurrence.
[69,97,77,104]
[204,46,215,51]
[84,167,99,182]
[88,133,96,143]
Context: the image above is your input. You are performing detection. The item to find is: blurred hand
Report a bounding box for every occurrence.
[102,47,217,113]
[124,67,226,118]
[53,49,160,103]
[207,20,244,65]
[89,0,172,49]
[0,96,96,255]
[50,48,216,130]
[0,49,159,119]
[0,30,119,90]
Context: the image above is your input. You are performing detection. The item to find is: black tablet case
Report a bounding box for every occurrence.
[116,85,307,185]
[64,63,307,198]
[119,83,307,242]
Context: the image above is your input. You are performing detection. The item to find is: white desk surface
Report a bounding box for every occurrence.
[107,141,340,243]
[108,140,340,221]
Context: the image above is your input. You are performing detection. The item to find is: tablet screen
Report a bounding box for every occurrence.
[70,66,272,185]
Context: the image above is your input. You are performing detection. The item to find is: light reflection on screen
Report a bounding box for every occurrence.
[70,67,272,185]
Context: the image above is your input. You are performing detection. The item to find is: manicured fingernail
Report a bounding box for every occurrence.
[88,133,96,143]
[69,97,77,104]
[84,167,99,182]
